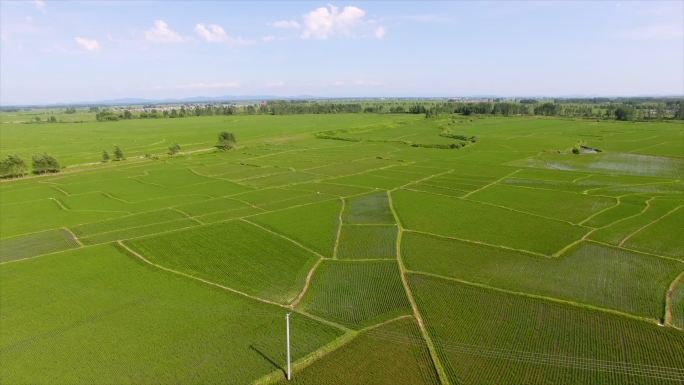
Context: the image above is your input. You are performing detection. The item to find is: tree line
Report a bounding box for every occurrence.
[1,131,237,179]
[84,97,684,122]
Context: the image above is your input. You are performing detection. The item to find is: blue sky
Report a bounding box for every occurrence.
[1,0,682,105]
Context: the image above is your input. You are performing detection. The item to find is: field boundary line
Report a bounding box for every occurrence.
[461,169,521,198]
[494,180,616,200]
[390,169,454,192]
[172,208,204,225]
[387,190,452,385]
[293,309,352,332]
[61,227,84,247]
[332,198,345,259]
[585,239,684,263]
[407,270,661,326]
[594,196,654,230]
[290,258,323,308]
[405,229,550,258]
[578,196,622,226]
[583,180,680,195]
[116,240,290,309]
[251,331,359,385]
[665,270,684,329]
[241,218,327,260]
[618,205,682,247]
[461,196,585,227]
[334,258,398,262]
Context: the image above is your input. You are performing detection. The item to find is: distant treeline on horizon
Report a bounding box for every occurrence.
[3,97,684,121]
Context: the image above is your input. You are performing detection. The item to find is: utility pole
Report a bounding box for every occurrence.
[286,312,292,381]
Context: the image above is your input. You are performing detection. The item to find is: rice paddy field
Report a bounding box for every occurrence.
[1,113,683,384]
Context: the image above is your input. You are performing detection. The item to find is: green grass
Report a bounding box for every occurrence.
[126,220,319,304]
[0,228,80,262]
[250,200,341,257]
[0,244,342,385]
[298,260,411,329]
[467,184,616,224]
[337,224,398,259]
[402,232,682,319]
[671,277,684,329]
[277,317,439,385]
[624,206,684,259]
[1,114,683,384]
[589,199,682,249]
[343,192,396,224]
[392,189,587,256]
[410,274,684,385]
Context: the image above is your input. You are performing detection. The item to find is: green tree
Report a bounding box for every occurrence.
[102,150,110,162]
[48,116,57,123]
[113,146,124,161]
[0,155,28,178]
[31,154,60,174]
[614,106,635,121]
[168,143,181,155]
[123,110,133,119]
[216,131,236,150]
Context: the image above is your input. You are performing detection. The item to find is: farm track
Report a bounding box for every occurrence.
[665,270,684,329]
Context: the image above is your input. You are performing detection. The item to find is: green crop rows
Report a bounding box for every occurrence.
[1,114,682,384]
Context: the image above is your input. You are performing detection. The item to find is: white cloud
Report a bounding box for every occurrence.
[33,0,46,12]
[145,20,187,43]
[262,35,276,42]
[271,20,300,29]
[195,23,250,46]
[269,5,385,40]
[74,37,100,52]
[617,24,684,40]
[301,5,365,39]
[175,82,240,90]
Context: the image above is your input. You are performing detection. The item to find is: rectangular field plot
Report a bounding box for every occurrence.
[0,184,61,204]
[59,192,132,212]
[71,209,187,238]
[624,206,684,259]
[410,274,684,385]
[298,260,411,329]
[250,200,341,257]
[467,184,616,224]
[589,199,682,249]
[0,199,124,238]
[402,232,681,319]
[337,225,397,259]
[240,171,323,188]
[0,244,342,385]
[509,152,684,179]
[583,195,648,228]
[174,197,251,217]
[0,228,80,262]
[277,317,439,385]
[328,173,407,190]
[126,220,319,304]
[392,190,586,256]
[343,192,396,224]
[79,218,199,245]
[284,182,372,198]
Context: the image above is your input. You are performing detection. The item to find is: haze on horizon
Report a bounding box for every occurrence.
[1,0,683,105]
